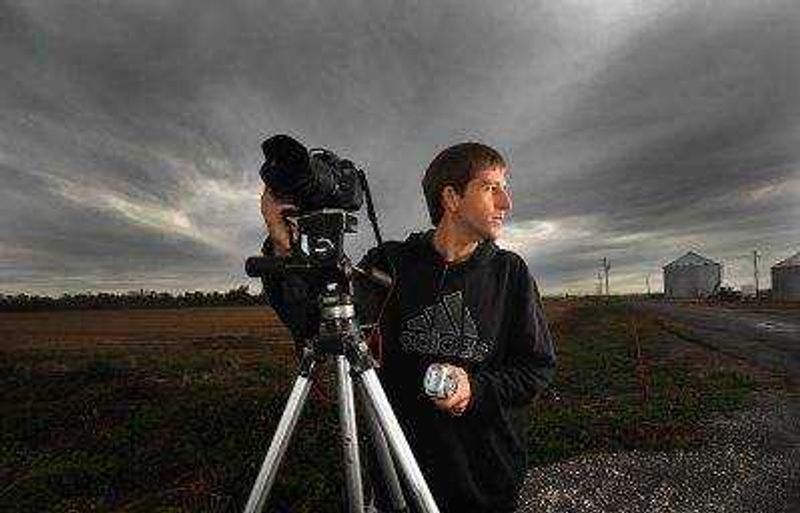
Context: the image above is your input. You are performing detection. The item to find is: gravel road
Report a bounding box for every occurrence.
[519,391,800,513]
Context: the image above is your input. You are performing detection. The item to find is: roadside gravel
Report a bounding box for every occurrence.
[518,391,800,513]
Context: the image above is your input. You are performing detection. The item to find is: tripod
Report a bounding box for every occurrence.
[243,283,441,513]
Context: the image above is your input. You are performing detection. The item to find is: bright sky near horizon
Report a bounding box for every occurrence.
[1,0,798,296]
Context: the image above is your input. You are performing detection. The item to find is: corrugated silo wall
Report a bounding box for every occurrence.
[664,265,721,298]
[772,266,800,301]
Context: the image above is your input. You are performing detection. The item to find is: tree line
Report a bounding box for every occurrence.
[0,286,266,312]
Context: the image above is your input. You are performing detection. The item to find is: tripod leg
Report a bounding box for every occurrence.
[336,356,365,513]
[359,369,440,513]
[244,363,316,513]
[358,387,408,512]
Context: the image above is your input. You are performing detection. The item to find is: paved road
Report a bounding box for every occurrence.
[632,301,800,383]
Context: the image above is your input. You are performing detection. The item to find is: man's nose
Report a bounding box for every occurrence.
[497,188,512,211]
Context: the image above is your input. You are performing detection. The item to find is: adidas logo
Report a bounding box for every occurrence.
[398,291,492,361]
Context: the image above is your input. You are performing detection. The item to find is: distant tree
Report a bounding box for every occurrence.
[0,285,264,312]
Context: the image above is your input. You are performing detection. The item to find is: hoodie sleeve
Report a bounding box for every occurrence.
[259,238,319,348]
[468,259,556,420]
[353,242,400,325]
[260,238,396,349]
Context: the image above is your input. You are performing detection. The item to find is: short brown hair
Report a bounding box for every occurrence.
[422,142,506,225]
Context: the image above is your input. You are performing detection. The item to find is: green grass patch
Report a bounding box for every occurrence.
[525,301,758,465]
[0,347,340,512]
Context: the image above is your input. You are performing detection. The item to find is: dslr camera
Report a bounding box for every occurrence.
[247,134,388,286]
[259,134,364,213]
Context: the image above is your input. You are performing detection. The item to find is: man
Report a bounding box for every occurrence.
[260,142,556,512]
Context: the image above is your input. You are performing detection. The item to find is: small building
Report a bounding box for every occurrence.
[663,251,722,299]
[771,252,800,301]
[740,284,757,297]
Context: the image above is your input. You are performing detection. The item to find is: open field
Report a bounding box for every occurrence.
[0,301,790,512]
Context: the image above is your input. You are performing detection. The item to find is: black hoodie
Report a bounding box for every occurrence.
[262,230,556,512]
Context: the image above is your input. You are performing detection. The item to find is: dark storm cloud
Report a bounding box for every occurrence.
[1,0,579,292]
[1,0,798,294]
[502,0,800,291]
[512,0,799,217]
[0,160,230,291]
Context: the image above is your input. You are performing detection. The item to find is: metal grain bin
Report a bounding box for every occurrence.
[771,252,800,301]
[663,251,721,299]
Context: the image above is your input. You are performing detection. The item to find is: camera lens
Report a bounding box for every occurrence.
[260,134,310,197]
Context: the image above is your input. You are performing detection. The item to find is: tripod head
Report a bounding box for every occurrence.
[246,209,390,360]
[246,209,357,285]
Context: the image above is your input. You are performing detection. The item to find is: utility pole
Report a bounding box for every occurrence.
[645,274,651,296]
[753,249,760,299]
[596,270,603,296]
[602,257,611,296]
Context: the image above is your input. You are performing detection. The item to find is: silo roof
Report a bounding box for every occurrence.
[772,252,800,269]
[664,251,720,269]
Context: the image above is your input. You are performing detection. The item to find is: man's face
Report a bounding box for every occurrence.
[450,166,512,241]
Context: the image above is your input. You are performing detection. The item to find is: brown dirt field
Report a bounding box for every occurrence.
[0,301,572,350]
[0,306,294,350]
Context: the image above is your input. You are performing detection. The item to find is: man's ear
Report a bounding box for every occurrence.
[441,185,461,215]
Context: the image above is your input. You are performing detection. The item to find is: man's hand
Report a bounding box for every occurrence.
[432,365,472,416]
[260,186,296,256]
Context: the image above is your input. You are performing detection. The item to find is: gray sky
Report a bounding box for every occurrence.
[1,0,798,295]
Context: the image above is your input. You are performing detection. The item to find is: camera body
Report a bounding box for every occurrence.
[260,134,364,213]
